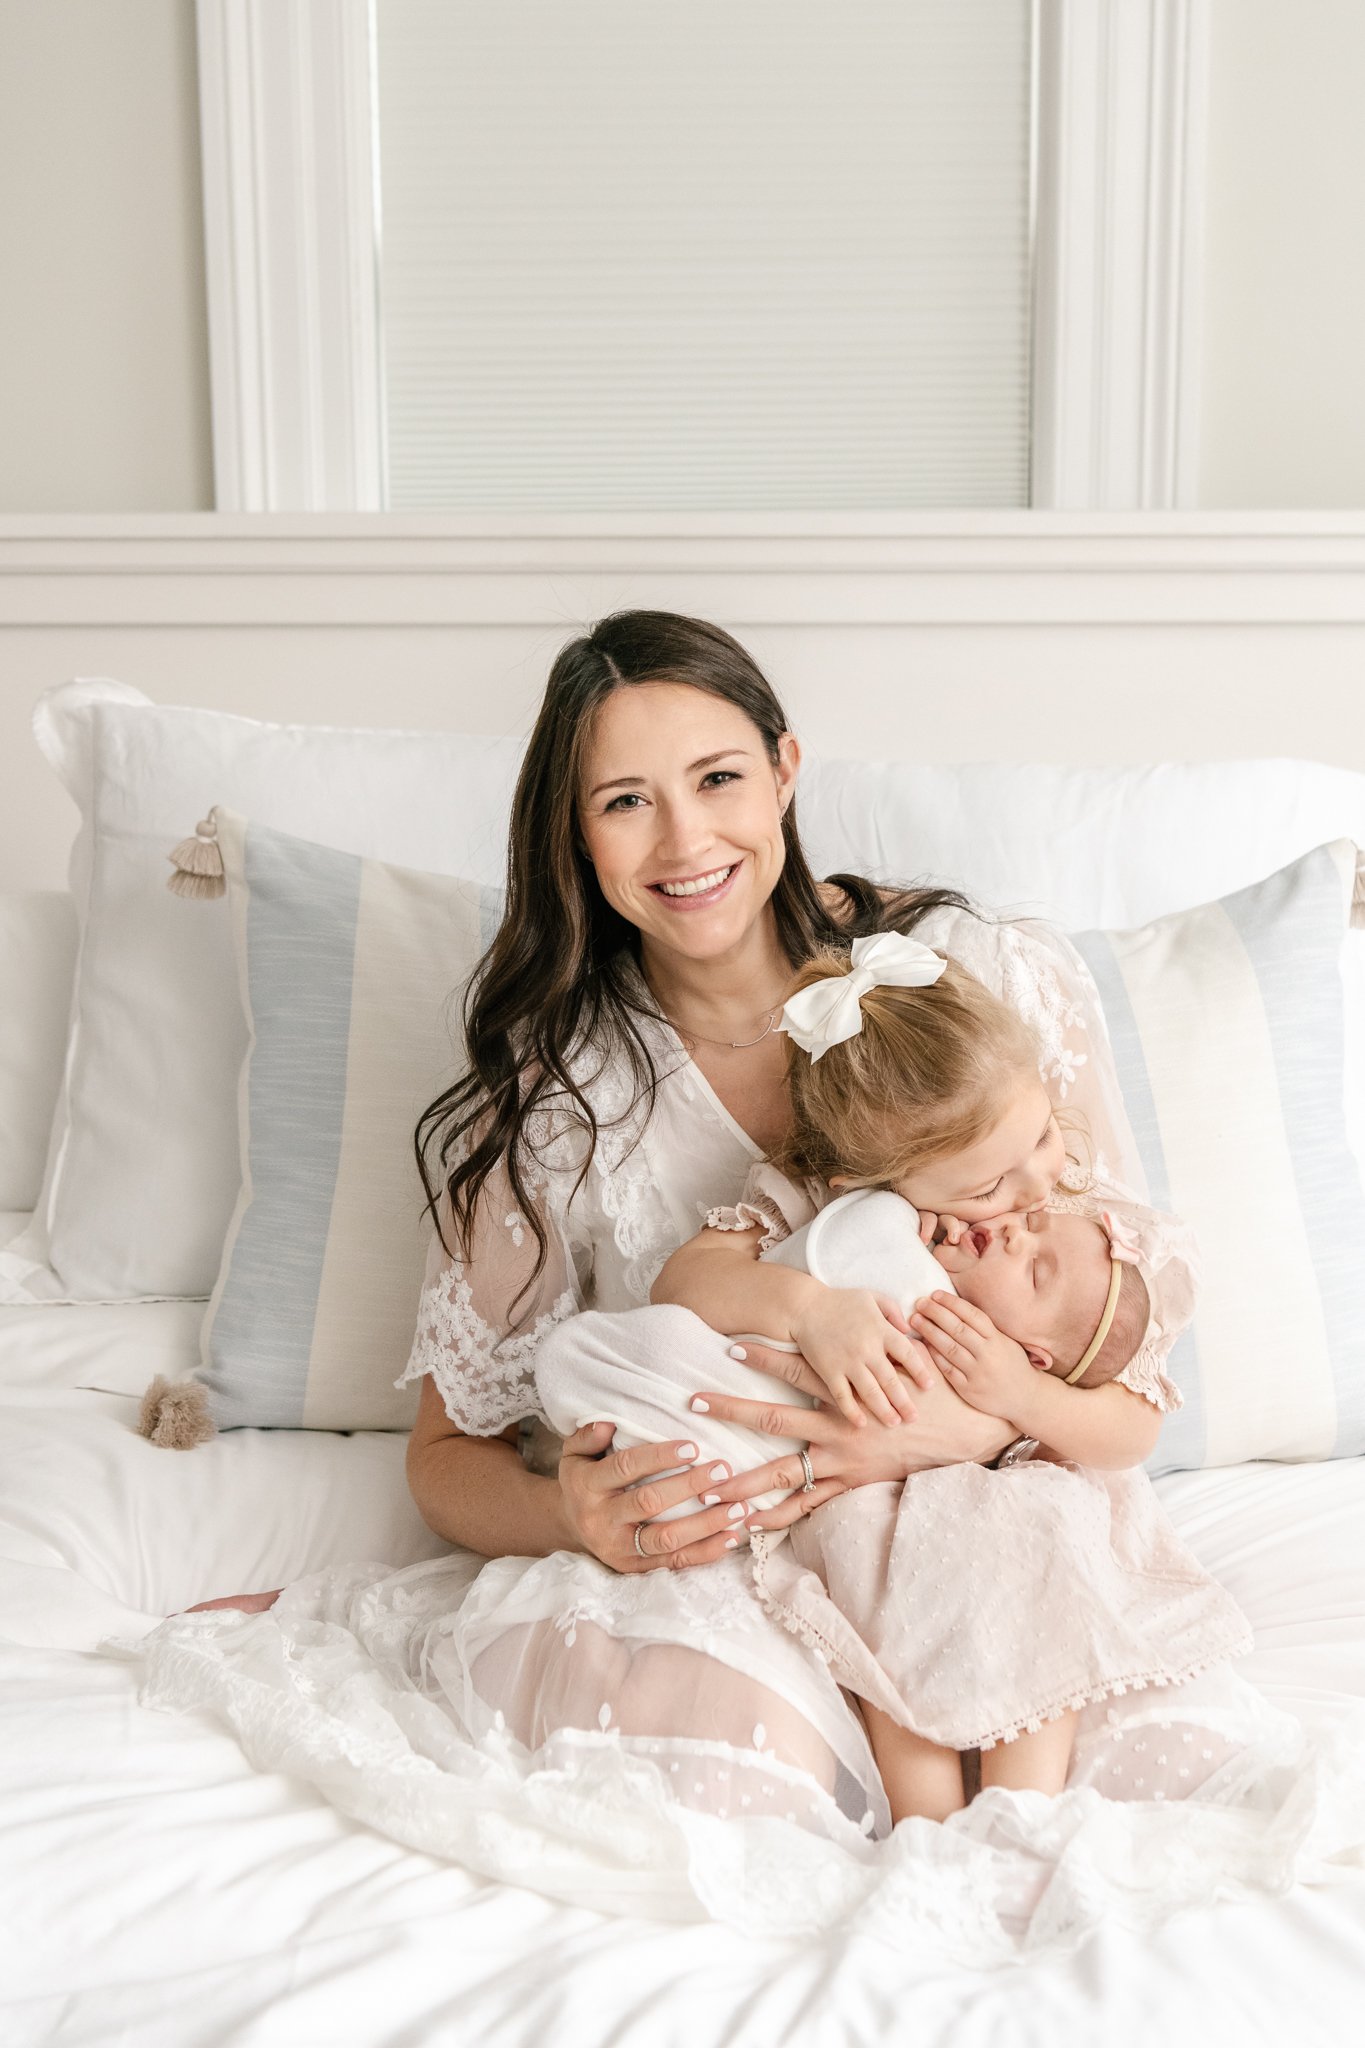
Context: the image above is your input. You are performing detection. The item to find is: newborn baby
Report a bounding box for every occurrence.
[533,1187,1145,1516]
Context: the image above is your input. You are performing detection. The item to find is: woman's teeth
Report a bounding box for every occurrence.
[658,866,734,898]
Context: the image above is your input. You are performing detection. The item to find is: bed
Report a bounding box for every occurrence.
[4,672,1365,2047]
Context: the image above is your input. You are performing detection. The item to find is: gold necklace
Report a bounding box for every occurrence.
[664,1001,786,1051]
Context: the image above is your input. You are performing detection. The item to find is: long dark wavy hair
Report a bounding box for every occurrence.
[416,610,969,1301]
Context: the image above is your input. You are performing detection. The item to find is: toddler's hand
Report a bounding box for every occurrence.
[918,1212,967,1247]
[789,1288,934,1428]
[909,1293,1038,1421]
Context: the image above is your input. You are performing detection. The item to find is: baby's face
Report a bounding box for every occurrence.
[931,1210,1110,1371]
[890,1077,1066,1224]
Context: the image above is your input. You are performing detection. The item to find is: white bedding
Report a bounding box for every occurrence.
[3,1274,1365,2045]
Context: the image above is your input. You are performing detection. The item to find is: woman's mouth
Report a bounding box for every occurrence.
[649,862,740,909]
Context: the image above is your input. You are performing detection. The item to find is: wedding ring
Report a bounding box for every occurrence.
[633,1522,649,1559]
[798,1448,816,1493]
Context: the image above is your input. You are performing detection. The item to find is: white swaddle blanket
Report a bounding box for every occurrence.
[534,1190,952,1514]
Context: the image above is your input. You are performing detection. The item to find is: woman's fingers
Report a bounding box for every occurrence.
[625,1455,739,1521]
[727,1341,827,1402]
[743,1477,846,1533]
[588,1433,702,1493]
[629,1495,752,1567]
[690,1388,842,1442]
[560,1419,616,1460]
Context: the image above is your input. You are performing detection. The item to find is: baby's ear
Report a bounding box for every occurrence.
[1025,1345,1053,1373]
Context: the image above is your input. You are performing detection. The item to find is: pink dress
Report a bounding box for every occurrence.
[712,1166,1254,1750]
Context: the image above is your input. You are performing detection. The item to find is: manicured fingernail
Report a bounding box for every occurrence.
[701,1493,721,1506]
[709,1462,730,1481]
[676,1442,698,1461]
[724,1536,740,1549]
[727,1503,747,1522]
[728,1345,747,1361]
[690,1397,710,1413]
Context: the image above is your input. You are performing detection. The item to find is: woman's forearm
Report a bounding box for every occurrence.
[407,1431,581,1558]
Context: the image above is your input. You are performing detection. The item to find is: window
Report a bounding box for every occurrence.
[197,0,1207,513]
[375,0,1033,511]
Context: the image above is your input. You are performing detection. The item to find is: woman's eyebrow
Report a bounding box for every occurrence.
[588,748,751,799]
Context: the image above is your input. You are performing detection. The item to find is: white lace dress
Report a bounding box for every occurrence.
[122,918,1365,1961]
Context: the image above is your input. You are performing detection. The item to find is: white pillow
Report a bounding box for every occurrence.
[0,893,77,1212]
[9,675,1365,1303]
[1,681,521,1304]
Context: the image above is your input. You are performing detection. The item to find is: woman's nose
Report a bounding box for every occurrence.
[653,799,711,864]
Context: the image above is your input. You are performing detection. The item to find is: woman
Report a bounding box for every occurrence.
[147,612,1306,1951]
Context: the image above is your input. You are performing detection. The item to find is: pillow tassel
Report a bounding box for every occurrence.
[167,811,225,899]
[138,1374,217,1450]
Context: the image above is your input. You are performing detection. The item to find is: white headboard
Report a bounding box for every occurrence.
[3,511,1364,892]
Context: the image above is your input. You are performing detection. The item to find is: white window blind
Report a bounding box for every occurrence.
[374,0,1033,511]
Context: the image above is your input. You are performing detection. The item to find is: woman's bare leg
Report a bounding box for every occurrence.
[978,1711,1077,1796]
[863,1701,965,1823]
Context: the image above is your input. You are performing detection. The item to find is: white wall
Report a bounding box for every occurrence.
[1,1,1363,515]
[3,514,1365,893]
[0,0,212,512]
[1199,0,1365,507]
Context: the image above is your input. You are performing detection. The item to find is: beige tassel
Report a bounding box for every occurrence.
[167,810,225,899]
[1353,848,1365,930]
[138,1375,217,1449]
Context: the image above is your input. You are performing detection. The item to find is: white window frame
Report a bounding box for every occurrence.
[196,0,1208,513]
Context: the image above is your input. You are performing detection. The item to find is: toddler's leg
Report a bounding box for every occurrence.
[978,1710,1077,1797]
[863,1700,965,1823]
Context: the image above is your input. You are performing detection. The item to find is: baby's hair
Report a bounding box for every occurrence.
[775,947,1040,1188]
[1060,1264,1151,1389]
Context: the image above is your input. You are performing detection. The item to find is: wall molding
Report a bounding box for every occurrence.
[1031,0,1210,509]
[196,0,384,512]
[3,516,1365,626]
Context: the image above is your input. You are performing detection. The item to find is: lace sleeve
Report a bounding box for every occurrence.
[394,1146,586,1436]
[705,1160,820,1254]
[916,905,1149,1199]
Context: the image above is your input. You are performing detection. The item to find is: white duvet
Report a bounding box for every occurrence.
[3,1258,1365,2047]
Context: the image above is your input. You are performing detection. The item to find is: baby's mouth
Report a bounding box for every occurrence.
[967,1226,992,1257]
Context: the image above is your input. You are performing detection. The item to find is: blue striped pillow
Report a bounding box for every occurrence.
[1074,840,1365,1476]
[200,812,503,1431]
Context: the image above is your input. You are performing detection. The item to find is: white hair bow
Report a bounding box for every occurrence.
[779,932,947,1062]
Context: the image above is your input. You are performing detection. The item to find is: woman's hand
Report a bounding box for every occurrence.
[690,1349,1016,1533]
[787,1289,934,1428]
[557,1422,756,1573]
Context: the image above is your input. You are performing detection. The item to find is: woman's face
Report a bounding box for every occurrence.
[578,682,799,965]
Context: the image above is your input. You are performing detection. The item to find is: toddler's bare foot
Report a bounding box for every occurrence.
[177,1589,284,1616]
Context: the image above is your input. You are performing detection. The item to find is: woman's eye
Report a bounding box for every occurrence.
[604,792,645,813]
[701,770,740,789]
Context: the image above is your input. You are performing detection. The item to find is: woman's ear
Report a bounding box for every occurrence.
[828,1173,852,1191]
[774,730,801,815]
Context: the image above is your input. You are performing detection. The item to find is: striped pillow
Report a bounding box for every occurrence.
[197,812,501,1432]
[1073,839,1365,1476]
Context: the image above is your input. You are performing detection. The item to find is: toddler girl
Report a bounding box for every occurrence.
[535,934,1252,1821]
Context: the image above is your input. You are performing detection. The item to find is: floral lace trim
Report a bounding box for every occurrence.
[1114,1346,1183,1414]
[704,1197,788,1256]
[394,1270,579,1434]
